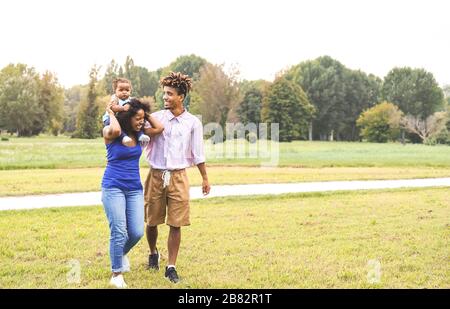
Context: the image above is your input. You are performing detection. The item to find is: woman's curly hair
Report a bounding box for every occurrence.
[160,71,192,97]
[116,98,150,138]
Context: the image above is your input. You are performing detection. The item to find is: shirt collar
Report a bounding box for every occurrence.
[166,109,188,122]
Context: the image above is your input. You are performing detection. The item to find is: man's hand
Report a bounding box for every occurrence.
[202,179,210,196]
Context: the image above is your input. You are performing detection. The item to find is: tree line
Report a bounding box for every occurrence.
[0,54,449,144]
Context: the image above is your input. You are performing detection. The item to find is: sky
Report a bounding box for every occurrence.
[1,0,449,88]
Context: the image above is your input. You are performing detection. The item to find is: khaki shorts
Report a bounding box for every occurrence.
[144,168,190,227]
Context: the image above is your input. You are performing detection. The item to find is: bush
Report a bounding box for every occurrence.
[357,102,403,142]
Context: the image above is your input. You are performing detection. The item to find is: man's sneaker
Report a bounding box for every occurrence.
[109,274,127,288]
[148,250,160,270]
[165,266,180,284]
[122,255,130,273]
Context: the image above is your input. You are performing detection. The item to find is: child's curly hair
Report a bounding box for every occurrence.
[112,78,132,91]
[160,72,192,97]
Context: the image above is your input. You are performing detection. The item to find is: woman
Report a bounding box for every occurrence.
[101,98,163,288]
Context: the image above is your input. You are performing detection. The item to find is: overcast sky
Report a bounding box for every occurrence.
[1,0,449,88]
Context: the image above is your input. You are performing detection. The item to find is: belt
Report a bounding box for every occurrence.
[152,168,185,188]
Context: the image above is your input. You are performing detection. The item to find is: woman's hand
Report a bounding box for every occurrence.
[106,99,114,114]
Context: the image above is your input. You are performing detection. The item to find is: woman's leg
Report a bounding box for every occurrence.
[102,187,127,273]
[123,189,144,255]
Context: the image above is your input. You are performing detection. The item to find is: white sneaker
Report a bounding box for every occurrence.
[109,274,127,288]
[139,134,150,143]
[122,136,133,146]
[122,255,130,273]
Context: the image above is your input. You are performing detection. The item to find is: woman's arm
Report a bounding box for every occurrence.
[103,101,122,143]
[144,114,164,137]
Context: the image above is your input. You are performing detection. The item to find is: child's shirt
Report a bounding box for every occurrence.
[102,97,131,123]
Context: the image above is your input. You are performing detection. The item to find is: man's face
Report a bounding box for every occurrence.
[115,82,131,100]
[163,86,184,110]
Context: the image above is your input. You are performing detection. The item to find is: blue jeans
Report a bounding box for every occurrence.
[102,187,144,273]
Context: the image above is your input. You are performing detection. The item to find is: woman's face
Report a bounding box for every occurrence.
[131,109,145,132]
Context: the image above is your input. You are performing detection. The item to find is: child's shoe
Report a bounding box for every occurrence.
[122,136,133,146]
[139,134,150,144]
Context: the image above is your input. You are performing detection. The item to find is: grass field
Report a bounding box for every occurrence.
[1,136,450,169]
[0,188,448,288]
[0,135,448,288]
[1,166,450,196]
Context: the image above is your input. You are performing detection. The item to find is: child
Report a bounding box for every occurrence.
[102,78,150,146]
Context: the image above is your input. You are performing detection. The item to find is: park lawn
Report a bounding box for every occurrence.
[1,136,450,169]
[0,187,448,288]
[1,166,450,196]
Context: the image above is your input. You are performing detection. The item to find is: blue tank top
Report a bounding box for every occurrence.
[101,138,143,190]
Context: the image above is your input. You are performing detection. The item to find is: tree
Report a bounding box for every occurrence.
[435,103,450,144]
[100,59,120,95]
[239,79,271,96]
[382,67,445,119]
[39,71,65,135]
[162,54,207,81]
[443,84,450,105]
[0,64,43,136]
[237,86,263,126]
[339,71,382,141]
[401,112,448,144]
[195,63,241,136]
[356,102,403,143]
[99,58,159,99]
[286,56,347,140]
[261,77,315,142]
[74,66,100,139]
[64,85,87,133]
[133,66,158,98]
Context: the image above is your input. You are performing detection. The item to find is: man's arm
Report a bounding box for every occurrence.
[192,118,209,195]
[196,162,210,195]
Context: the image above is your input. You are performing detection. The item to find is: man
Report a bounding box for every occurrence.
[143,71,210,283]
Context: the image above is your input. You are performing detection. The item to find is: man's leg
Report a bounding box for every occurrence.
[165,225,181,283]
[144,168,165,270]
[167,226,181,266]
[164,170,189,283]
[146,225,158,254]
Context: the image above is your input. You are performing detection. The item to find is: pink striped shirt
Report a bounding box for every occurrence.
[144,109,205,170]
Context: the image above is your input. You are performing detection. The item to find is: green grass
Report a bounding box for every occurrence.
[1,136,450,169]
[0,187,448,288]
[1,166,450,196]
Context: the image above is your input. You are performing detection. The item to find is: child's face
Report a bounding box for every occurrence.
[115,82,131,100]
